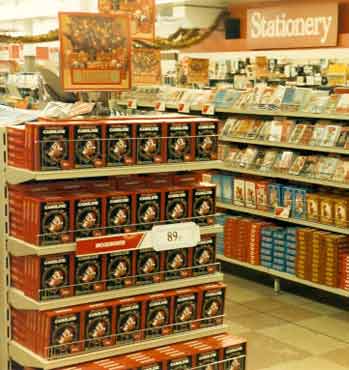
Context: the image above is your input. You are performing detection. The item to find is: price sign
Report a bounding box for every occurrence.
[177,102,190,113]
[154,101,166,112]
[202,103,215,115]
[127,99,137,109]
[151,222,201,251]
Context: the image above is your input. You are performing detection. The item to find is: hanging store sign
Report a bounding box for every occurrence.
[132,48,162,86]
[247,3,338,50]
[59,12,131,91]
[98,0,156,41]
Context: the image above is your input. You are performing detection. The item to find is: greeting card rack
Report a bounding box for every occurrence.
[0,123,227,370]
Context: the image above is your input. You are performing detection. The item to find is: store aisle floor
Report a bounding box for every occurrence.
[223,274,349,370]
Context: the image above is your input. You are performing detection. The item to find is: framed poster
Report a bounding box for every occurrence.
[187,58,209,85]
[59,12,131,91]
[132,48,161,85]
[99,0,155,40]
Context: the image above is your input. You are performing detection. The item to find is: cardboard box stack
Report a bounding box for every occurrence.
[340,254,349,290]
[260,227,278,268]
[224,216,270,264]
[297,230,349,287]
[285,228,298,275]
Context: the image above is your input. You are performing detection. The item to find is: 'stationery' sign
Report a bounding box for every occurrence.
[247,3,338,49]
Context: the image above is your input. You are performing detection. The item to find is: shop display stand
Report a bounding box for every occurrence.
[121,99,349,299]
[0,126,10,370]
[1,125,226,369]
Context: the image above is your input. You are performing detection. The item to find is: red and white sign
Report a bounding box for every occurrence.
[127,99,137,109]
[76,232,146,256]
[202,103,215,116]
[247,3,338,50]
[178,102,190,113]
[155,101,166,112]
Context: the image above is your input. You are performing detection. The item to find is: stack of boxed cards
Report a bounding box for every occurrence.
[340,254,349,290]
[311,231,329,284]
[285,228,298,275]
[323,235,349,287]
[272,229,287,272]
[247,220,271,265]
[296,229,314,281]
[260,227,279,268]
[216,214,229,255]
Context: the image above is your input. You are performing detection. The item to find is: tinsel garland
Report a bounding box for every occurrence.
[0,10,227,49]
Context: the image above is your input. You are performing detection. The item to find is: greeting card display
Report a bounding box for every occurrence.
[59,12,131,91]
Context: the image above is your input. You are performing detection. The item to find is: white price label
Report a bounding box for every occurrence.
[202,103,215,115]
[155,101,166,112]
[127,99,137,109]
[177,102,190,113]
[151,222,201,251]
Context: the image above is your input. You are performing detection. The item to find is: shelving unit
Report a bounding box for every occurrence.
[2,120,226,368]
[123,98,349,301]
[9,325,226,370]
[220,136,349,155]
[117,100,349,121]
[218,254,349,298]
[6,161,221,184]
[9,272,224,310]
[8,224,223,257]
[217,163,349,190]
[217,201,349,235]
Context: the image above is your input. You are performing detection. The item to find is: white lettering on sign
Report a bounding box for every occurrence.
[250,11,333,44]
[95,240,126,249]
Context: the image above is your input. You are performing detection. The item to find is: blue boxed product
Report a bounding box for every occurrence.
[274,251,286,259]
[282,186,295,210]
[286,227,298,236]
[286,248,297,257]
[274,242,287,252]
[261,228,275,237]
[261,248,273,257]
[261,258,273,268]
[274,239,285,248]
[261,254,273,262]
[286,267,296,275]
[273,264,286,272]
[261,236,273,244]
[293,188,307,219]
[211,174,223,201]
[273,229,286,241]
[221,174,234,203]
[268,183,282,211]
[286,235,297,243]
[273,257,286,265]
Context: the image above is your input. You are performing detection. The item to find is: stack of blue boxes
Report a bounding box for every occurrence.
[272,229,287,272]
[216,214,228,255]
[261,227,279,268]
[285,227,298,275]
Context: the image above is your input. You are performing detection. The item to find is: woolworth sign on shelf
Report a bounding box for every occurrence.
[247,3,338,50]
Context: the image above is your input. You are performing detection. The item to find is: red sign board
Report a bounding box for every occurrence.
[247,3,338,50]
[76,233,145,256]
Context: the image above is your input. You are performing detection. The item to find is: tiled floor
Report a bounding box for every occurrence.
[223,272,349,370]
